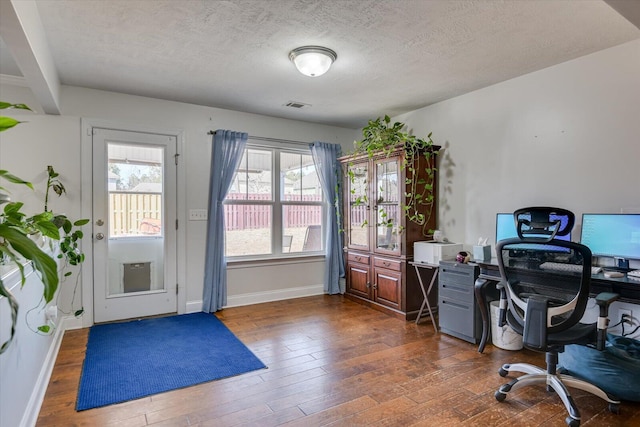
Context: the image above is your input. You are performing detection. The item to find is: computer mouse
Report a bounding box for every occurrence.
[604,271,624,278]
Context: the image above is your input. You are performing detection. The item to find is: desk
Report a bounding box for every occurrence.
[410,261,439,332]
[474,259,640,353]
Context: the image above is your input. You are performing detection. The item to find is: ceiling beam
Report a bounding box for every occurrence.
[605,0,640,30]
[0,0,61,114]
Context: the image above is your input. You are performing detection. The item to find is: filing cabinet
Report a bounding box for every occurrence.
[438,260,481,343]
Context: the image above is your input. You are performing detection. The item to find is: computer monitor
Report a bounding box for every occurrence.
[496,213,571,253]
[580,214,640,267]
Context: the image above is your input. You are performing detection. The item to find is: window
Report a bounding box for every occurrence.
[107,143,163,238]
[224,144,325,258]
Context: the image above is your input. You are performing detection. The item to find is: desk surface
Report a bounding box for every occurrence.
[473,259,640,304]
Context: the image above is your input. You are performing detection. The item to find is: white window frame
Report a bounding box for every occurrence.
[224,139,326,261]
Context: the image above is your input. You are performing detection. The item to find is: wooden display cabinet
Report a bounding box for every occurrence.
[340,146,439,320]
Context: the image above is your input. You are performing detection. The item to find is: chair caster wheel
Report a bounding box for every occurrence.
[565,416,580,426]
[495,391,507,402]
[498,367,508,377]
[609,403,620,414]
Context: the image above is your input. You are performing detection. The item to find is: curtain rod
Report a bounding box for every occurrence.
[207,131,310,146]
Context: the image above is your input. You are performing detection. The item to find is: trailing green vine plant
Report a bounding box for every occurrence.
[0,102,87,354]
[346,115,439,237]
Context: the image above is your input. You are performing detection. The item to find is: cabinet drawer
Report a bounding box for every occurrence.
[348,252,370,265]
[374,257,401,271]
[439,262,477,284]
[438,296,477,344]
[439,280,475,304]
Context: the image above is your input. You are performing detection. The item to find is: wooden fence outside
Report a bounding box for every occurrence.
[109,192,162,236]
[109,192,323,235]
[225,193,322,230]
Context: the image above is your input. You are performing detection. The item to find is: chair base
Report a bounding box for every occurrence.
[496,362,620,426]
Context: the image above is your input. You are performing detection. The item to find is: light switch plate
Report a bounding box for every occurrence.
[189,209,208,221]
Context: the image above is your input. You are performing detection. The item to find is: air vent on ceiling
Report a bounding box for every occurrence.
[284,101,310,109]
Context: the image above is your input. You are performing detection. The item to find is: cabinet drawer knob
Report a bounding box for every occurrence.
[383,261,390,266]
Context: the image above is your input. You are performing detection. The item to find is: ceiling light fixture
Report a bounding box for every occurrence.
[289,46,337,77]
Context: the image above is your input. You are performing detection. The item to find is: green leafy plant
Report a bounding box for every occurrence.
[0,102,87,353]
[346,115,439,237]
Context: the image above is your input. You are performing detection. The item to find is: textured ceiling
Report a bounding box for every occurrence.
[2,0,639,128]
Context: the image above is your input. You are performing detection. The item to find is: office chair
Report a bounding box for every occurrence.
[494,207,620,427]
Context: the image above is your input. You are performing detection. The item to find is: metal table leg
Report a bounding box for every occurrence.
[414,263,439,333]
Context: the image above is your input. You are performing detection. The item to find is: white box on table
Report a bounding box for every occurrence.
[414,241,463,264]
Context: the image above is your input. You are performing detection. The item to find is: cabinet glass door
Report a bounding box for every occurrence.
[375,158,400,252]
[347,162,369,248]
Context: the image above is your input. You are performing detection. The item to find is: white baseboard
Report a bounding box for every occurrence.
[20,315,71,427]
[186,284,325,313]
[63,315,84,330]
[186,300,203,313]
[225,284,324,308]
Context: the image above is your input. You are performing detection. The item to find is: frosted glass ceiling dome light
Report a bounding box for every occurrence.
[289,46,337,77]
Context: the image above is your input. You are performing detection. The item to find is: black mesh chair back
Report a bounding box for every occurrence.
[496,238,592,351]
[493,207,620,426]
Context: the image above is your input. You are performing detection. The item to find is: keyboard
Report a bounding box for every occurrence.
[539,262,602,275]
[629,270,640,281]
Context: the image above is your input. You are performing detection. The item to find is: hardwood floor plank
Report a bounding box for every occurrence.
[36,295,640,426]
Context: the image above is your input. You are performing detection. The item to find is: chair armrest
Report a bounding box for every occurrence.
[497,284,507,327]
[594,292,619,350]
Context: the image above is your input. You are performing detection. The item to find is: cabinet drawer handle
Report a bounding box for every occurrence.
[441,300,468,310]
[383,261,390,267]
[355,256,362,261]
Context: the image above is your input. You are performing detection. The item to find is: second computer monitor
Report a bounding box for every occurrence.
[580,214,640,264]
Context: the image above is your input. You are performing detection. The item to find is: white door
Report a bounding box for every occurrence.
[92,128,178,323]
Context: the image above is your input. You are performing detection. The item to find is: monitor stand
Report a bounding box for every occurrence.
[604,257,630,272]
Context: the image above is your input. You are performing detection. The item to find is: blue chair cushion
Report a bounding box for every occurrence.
[558,334,640,402]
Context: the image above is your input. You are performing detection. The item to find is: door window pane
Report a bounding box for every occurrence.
[105,143,165,299]
[107,144,163,238]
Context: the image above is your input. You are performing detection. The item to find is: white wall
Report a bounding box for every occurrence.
[0,266,63,427]
[1,84,360,320]
[395,39,640,337]
[395,39,640,249]
[0,113,82,426]
[0,112,82,317]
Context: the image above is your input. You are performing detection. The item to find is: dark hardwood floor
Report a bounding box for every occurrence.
[37,295,640,426]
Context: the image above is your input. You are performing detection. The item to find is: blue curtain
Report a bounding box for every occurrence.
[310,141,345,294]
[202,130,248,312]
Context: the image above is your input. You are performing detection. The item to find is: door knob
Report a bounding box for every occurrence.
[96,219,104,226]
[96,232,104,240]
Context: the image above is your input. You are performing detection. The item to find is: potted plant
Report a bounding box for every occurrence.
[0,102,87,354]
[345,115,440,237]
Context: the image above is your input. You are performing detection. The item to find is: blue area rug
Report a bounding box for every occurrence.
[76,312,266,411]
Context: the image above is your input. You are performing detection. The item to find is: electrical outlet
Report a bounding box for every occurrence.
[620,308,633,324]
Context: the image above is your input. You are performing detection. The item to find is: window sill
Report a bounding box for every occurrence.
[227,254,326,269]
